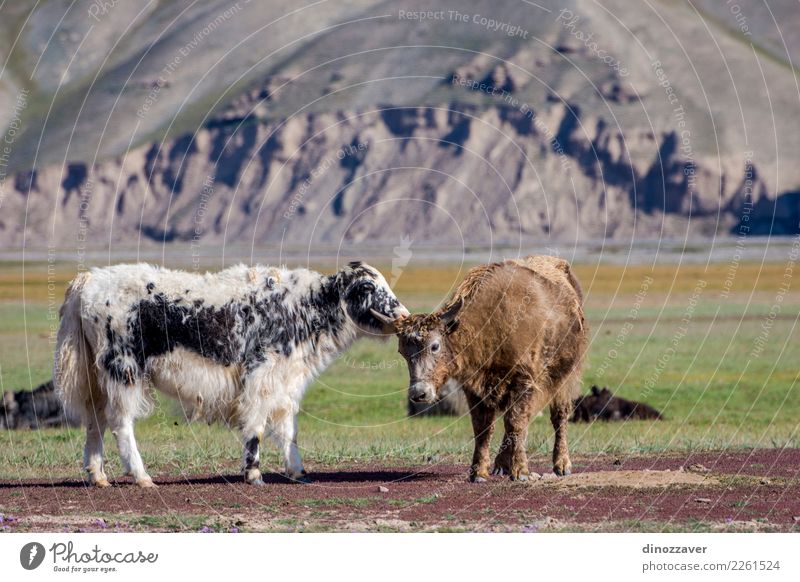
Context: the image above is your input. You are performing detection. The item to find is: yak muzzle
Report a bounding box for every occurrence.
[408,383,436,404]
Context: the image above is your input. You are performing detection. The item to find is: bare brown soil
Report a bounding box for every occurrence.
[1,449,798,532]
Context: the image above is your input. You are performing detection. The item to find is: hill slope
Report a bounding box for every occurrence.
[1,0,798,249]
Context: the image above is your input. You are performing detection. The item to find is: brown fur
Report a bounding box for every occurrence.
[396,255,588,480]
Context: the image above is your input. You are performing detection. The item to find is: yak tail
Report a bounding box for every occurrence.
[53,272,100,426]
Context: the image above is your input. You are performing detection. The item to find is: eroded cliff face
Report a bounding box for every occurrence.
[2,101,774,250]
[1,0,798,250]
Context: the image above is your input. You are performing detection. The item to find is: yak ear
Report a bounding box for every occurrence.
[440,297,463,335]
[445,318,459,335]
[439,297,464,325]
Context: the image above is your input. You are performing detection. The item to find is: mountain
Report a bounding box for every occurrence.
[1,0,799,250]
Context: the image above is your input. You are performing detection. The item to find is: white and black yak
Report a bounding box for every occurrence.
[54,262,408,487]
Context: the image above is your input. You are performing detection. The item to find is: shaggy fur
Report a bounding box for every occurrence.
[394,256,587,481]
[571,385,663,422]
[54,262,408,487]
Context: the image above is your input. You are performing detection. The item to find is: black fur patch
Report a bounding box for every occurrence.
[128,292,243,369]
[99,266,401,383]
[101,276,349,381]
[244,436,260,469]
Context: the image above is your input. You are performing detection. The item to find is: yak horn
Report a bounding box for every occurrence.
[370,308,402,329]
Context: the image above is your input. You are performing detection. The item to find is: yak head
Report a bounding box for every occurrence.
[338,261,409,336]
[374,298,464,404]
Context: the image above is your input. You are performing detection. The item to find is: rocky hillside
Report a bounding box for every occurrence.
[1,0,798,250]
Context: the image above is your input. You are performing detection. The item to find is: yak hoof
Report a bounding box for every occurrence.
[248,478,266,486]
[554,468,572,477]
[470,475,488,483]
[93,479,111,488]
[511,474,529,482]
[137,478,158,488]
[492,467,508,476]
[287,473,312,484]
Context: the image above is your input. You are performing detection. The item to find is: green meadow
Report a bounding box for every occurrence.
[1,260,798,480]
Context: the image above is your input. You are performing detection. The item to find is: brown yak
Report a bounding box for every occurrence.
[375,256,587,481]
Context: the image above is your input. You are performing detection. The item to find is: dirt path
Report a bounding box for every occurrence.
[1,449,798,532]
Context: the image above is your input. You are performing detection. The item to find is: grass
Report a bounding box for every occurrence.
[296,497,376,508]
[0,260,799,481]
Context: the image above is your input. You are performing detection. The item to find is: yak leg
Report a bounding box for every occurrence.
[494,383,534,481]
[269,411,308,483]
[84,401,109,487]
[494,408,532,481]
[466,392,495,483]
[238,370,268,485]
[242,430,264,485]
[107,380,155,488]
[74,367,110,487]
[240,401,267,485]
[550,388,574,477]
[111,418,153,487]
[493,426,514,476]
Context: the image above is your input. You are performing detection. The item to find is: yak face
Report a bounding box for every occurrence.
[393,298,464,404]
[398,324,446,404]
[340,262,409,336]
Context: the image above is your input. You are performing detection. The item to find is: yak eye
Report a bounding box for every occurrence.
[430,341,441,353]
